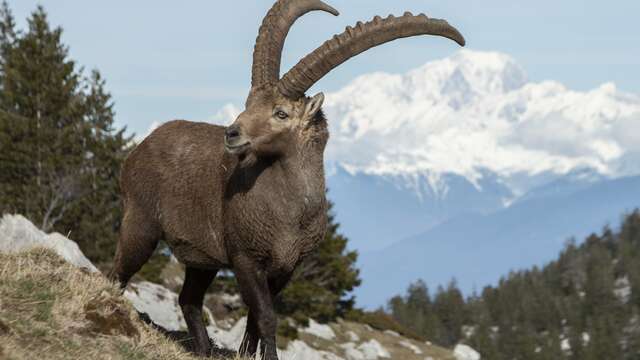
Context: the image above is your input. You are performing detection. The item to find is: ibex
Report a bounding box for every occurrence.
[109,0,464,358]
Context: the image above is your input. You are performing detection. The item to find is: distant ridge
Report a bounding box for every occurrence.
[356,175,640,308]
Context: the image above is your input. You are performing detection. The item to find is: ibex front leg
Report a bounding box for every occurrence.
[239,272,292,358]
[234,255,279,360]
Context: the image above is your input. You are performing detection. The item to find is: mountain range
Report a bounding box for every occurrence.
[354,174,640,308]
[322,49,640,308]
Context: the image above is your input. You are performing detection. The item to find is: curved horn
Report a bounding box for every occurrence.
[251,0,339,89]
[278,12,465,99]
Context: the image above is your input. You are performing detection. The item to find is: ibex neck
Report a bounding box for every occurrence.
[277,144,326,202]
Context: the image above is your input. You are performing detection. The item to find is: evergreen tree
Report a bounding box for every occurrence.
[388,280,443,341]
[538,327,564,360]
[432,280,467,346]
[468,309,502,360]
[59,70,130,261]
[0,3,131,263]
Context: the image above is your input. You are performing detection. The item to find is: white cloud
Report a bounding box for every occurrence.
[135,120,163,143]
[135,103,242,143]
[209,103,241,125]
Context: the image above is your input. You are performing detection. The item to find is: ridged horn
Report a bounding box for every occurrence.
[278,12,465,99]
[251,0,339,89]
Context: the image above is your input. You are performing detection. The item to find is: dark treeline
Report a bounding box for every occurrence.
[0,3,131,263]
[388,210,640,359]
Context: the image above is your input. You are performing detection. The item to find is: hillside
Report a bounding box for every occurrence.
[0,248,201,360]
[0,214,471,360]
[387,210,640,359]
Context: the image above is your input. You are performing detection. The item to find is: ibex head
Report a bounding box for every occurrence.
[224,0,465,164]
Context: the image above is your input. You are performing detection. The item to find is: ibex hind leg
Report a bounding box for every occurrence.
[179,267,218,357]
[108,204,162,289]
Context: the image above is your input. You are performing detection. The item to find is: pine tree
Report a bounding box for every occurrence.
[0,3,130,263]
[537,328,565,360]
[59,70,130,262]
[468,315,501,360]
[387,280,444,341]
[432,280,467,346]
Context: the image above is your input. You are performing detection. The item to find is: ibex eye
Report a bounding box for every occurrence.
[275,110,288,120]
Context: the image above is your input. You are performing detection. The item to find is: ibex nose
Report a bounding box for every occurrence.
[225,125,240,141]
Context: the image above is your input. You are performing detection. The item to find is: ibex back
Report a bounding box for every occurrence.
[109,1,465,359]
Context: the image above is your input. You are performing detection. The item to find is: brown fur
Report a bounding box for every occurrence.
[109,89,329,359]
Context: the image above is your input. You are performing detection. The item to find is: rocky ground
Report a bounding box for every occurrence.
[0,214,480,360]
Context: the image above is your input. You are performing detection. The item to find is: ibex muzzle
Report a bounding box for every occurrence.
[223,123,246,154]
[109,1,464,359]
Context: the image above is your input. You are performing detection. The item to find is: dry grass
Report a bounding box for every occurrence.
[0,248,245,360]
[0,248,456,360]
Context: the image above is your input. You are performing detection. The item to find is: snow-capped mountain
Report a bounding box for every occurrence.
[324,49,640,199]
[320,49,640,252]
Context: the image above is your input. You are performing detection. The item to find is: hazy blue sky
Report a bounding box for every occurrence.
[10,1,640,135]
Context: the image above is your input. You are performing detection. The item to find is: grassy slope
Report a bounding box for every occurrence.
[0,248,456,360]
[0,248,203,360]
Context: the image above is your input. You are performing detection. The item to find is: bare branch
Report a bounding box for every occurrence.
[40,170,82,232]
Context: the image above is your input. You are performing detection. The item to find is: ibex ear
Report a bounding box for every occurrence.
[303,92,324,120]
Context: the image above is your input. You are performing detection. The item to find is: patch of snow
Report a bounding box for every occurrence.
[281,340,343,360]
[208,316,246,349]
[210,316,343,360]
[346,331,360,342]
[462,325,476,338]
[218,292,242,305]
[0,214,97,272]
[383,330,399,337]
[341,340,391,360]
[560,338,571,352]
[454,344,481,360]
[399,340,422,354]
[341,342,364,360]
[125,281,186,331]
[614,276,631,303]
[301,319,336,340]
